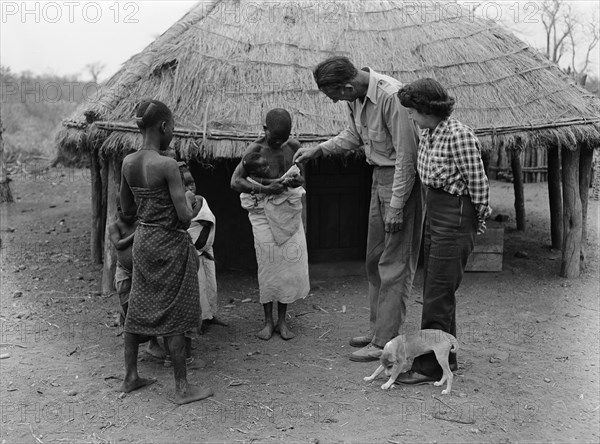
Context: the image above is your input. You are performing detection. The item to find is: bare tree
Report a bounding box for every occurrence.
[541,0,599,82]
[568,18,599,79]
[85,62,106,83]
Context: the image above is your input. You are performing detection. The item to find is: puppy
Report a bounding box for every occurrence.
[363,329,458,394]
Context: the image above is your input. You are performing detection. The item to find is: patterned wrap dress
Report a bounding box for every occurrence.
[124,186,200,336]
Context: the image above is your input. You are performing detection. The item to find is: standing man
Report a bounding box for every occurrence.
[294,56,423,362]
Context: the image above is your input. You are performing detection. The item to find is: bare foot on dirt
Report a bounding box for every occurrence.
[118,377,156,393]
[187,358,207,369]
[275,321,295,340]
[256,323,274,340]
[146,339,165,359]
[209,316,228,326]
[172,385,214,405]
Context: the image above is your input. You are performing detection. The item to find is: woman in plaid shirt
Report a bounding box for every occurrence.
[397,78,491,385]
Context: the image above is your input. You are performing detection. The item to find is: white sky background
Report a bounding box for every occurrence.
[1,0,599,81]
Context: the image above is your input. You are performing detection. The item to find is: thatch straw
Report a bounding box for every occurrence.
[56,0,600,160]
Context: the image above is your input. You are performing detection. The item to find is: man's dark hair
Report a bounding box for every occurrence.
[398,78,455,119]
[265,108,292,138]
[242,152,265,175]
[313,56,358,89]
[135,99,172,130]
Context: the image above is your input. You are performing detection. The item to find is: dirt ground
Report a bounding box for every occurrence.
[1,165,599,444]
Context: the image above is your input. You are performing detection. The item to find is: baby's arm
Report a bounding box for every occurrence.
[248,176,282,186]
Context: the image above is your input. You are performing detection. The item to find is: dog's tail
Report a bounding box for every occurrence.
[449,335,459,353]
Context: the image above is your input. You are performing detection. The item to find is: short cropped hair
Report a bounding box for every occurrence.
[313,56,358,89]
[265,108,292,137]
[135,99,172,130]
[398,78,455,119]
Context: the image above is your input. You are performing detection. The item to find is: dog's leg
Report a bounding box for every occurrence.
[381,376,395,390]
[364,365,385,382]
[433,348,453,395]
[381,365,403,390]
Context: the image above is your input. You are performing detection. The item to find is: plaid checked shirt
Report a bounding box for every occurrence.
[417,118,491,220]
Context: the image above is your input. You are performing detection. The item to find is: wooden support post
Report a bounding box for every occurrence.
[102,157,119,294]
[536,147,543,182]
[511,149,526,231]
[578,145,593,262]
[547,144,562,249]
[560,147,582,278]
[488,146,498,180]
[90,149,103,263]
[99,154,109,255]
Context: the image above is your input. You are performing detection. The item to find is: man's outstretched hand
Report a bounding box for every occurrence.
[293,145,324,164]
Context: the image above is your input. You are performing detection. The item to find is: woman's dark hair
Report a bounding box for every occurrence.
[313,56,358,89]
[398,78,455,119]
[134,100,172,130]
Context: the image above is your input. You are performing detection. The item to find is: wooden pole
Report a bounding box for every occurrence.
[99,154,109,255]
[102,157,119,294]
[578,144,593,262]
[511,149,526,231]
[547,144,562,249]
[488,146,498,180]
[560,147,582,278]
[90,149,103,263]
[0,123,14,204]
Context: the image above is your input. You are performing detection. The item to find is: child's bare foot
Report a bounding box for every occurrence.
[187,358,207,370]
[146,339,165,359]
[172,385,214,405]
[256,323,274,340]
[275,321,295,340]
[118,377,156,393]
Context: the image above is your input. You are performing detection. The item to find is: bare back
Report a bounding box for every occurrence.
[122,151,173,188]
[120,150,191,225]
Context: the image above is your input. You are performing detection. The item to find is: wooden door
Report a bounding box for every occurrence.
[305,156,372,262]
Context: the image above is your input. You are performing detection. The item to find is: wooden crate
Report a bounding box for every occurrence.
[465,227,504,272]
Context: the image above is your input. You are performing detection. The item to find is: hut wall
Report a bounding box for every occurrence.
[488,146,548,183]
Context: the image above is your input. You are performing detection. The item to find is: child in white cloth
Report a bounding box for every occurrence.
[183,171,227,331]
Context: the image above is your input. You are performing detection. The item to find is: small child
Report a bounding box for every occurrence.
[182,171,227,332]
[109,199,164,359]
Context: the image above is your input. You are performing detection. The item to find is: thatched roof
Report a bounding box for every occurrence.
[58,0,600,160]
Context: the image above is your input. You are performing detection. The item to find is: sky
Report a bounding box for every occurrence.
[1,1,599,81]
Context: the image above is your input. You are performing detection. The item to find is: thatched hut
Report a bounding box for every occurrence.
[57,0,600,291]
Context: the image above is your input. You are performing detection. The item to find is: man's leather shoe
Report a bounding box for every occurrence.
[349,334,373,348]
[349,343,382,362]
